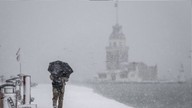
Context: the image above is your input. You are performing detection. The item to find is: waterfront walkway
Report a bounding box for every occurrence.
[32,84,134,108]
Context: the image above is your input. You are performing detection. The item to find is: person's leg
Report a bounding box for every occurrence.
[52,87,59,108]
[58,86,65,108]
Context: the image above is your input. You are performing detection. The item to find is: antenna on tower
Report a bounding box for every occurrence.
[114,0,119,25]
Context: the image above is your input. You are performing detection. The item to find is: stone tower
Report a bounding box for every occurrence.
[106,24,129,70]
[106,0,129,71]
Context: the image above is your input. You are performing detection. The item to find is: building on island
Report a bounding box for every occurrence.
[97,23,158,82]
[97,1,158,82]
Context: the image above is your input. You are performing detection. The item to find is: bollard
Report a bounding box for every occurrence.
[23,75,31,105]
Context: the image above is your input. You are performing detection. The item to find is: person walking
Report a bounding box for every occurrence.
[48,60,73,108]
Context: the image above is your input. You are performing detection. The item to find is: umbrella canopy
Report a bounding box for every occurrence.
[48,60,73,78]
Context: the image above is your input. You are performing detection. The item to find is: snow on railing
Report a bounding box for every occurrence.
[0,74,37,108]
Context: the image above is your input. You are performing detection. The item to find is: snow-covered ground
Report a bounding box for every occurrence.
[31,84,134,108]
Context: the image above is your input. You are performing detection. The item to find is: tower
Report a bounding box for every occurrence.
[106,0,129,71]
[178,63,185,82]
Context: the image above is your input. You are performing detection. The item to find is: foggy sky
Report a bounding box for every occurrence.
[0,0,191,83]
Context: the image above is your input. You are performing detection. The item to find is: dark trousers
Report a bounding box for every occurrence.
[52,86,65,108]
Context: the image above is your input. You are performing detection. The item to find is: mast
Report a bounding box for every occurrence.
[16,48,22,75]
[115,0,119,25]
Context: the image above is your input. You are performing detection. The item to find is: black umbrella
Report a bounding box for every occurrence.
[48,60,73,78]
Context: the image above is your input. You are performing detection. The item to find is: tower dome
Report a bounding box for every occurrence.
[109,24,126,40]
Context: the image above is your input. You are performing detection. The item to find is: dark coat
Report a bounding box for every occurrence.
[48,60,73,88]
